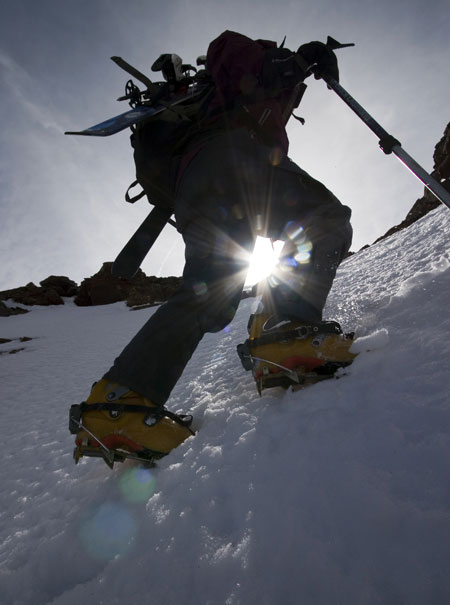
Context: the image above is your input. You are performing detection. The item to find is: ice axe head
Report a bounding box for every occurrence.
[297,37,355,84]
[325,36,355,51]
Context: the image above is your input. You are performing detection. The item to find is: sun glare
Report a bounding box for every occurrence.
[245,236,284,287]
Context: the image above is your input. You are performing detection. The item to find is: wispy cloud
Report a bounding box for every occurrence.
[0,49,65,134]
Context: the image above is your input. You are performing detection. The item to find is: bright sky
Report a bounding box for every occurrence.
[1,0,449,290]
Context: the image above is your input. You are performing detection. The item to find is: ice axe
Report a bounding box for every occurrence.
[299,37,450,211]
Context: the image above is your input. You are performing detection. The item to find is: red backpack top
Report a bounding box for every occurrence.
[206,30,306,154]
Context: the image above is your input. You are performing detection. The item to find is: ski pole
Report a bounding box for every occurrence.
[320,73,450,211]
[296,37,450,211]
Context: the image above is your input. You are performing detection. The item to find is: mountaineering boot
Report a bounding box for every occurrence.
[237,313,357,394]
[69,379,194,468]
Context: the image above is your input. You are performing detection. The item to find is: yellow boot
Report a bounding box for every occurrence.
[237,314,357,393]
[70,379,194,468]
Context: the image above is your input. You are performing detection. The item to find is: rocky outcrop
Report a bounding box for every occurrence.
[0,282,64,306]
[39,276,79,297]
[374,121,450,244]
[0,266,182,311]
[433,121,450,189]
[0,275,78,309]
[74,262,182,307]
[0,301,29,316]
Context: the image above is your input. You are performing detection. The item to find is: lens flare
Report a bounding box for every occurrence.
[269,146,283,166]
[284,221,304,241]
[280,257,299,270]
[268,274,280,287]
[79,502,137,560]
[294,241,313,264]
[193,281,208,296]
[119,467,157,503]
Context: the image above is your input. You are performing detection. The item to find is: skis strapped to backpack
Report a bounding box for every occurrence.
[65,54,213,138]
[66,54,215,278]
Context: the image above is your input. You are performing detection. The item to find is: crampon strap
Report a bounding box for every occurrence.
[72,402,195,434]
[249,320,342,349]
[236,321,350,373]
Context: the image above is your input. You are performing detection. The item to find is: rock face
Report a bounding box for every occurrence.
[434,121,450,189]
[0,281,64,306]
[374,121,450,244]
[0,266,182,312]
[74,262,182,307]
[0,275,79,308]
[39,276,79,297]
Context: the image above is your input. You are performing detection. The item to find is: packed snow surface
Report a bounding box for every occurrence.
[1,206,449,604]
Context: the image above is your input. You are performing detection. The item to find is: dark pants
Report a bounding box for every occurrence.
[105,130,352,405]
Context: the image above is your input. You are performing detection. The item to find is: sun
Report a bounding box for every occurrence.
[244,236,283,287]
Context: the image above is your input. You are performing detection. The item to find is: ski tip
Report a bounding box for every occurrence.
[64,130,90,136]
[64,129,111,137]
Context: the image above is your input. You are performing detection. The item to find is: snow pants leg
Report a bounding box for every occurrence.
[104,143,255,405]
[263,162,353,323]
[105,130,352,404]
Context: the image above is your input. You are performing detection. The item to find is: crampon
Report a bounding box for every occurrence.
[237,314,357,394]
[69,380,194,469]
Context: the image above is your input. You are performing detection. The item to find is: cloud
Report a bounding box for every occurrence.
[0,49,65,135]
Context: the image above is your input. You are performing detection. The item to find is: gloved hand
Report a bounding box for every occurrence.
[297,41,339,82]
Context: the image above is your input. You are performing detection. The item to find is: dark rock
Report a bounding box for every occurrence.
[0,348,26,355]
[74,262,182,307]
[129,302,161,311]
[40,276,79,297]
[374,197,441,245]
[373,121,450,245]
[0,275,78,308]
[0,282,64,306]
[0,301,29,316]
[433,121,450,186]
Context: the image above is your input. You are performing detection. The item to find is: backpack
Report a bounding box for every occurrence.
[113,33,308,280]
[206,31,307,151]
[125,76,214,210]
[125,31,306,210]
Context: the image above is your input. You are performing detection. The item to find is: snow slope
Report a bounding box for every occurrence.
[1,206,449,605]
